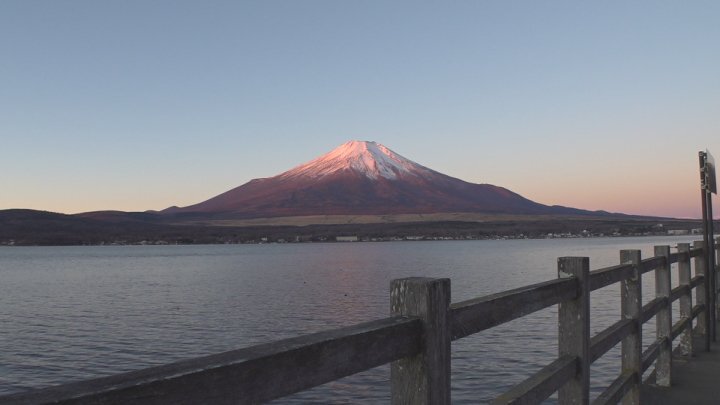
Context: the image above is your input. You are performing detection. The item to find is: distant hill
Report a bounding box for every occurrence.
[0,209,165,245]
[0,208,703,246]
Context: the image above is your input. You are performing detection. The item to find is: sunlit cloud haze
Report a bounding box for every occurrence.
[1,1,718,218]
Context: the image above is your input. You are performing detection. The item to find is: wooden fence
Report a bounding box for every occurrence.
[3,237,719,405]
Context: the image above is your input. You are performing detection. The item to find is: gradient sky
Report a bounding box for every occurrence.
[2,1,718,218]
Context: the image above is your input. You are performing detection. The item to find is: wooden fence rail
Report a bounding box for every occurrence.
[3,237,719,405]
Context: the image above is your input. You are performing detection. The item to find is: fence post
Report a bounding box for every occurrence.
[620,250,642,405]
[558,257,590,405]
[694,240,710,351]
[677,243,693,357]
[654,245,672,386]
[715,237,720,320]
[390,277,451,405]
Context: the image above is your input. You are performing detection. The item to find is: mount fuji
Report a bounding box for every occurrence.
[162,140,596,219]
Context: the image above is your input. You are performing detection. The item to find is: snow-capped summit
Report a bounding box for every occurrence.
[278,140,430,180]
[163,140,587,218]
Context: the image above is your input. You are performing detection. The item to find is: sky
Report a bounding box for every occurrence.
[1,1,719,218]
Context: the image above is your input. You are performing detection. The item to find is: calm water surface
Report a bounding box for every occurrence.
[0,236,699,403]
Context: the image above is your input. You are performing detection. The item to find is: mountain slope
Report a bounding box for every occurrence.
[163,140,598,218]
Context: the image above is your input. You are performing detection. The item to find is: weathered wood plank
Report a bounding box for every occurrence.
[588,263,634,292]
[620,249,642,405]
[558,257,590,405]
[654,245,672,386]
[716,237,720,327]
[589,319,634,364]
[592,371,636,405]
[690,275,704,290]
[676,251,691,262]
[492,355,576,405]
[450,278,577,340]
[677,243,693,357]
[670,284,691,303]
[690,247,704,258]
[692,304,705,320]
[694,241,710,349]
[641,341,661,373]
[671,316,692,341]
[639,256,666,274]
[391,278,451,405]
[2,316,422,405]
[641,297,668,325]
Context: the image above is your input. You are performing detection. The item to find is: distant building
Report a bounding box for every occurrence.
[667,229,689,236]
[336,236,358,242]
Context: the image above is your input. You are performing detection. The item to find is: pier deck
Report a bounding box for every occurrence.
[641,332,720,405]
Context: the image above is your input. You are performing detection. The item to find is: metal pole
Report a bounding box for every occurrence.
[700,151,713,346]
[708,192,717,341]
[708,191,716,341]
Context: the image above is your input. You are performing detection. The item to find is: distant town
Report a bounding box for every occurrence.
[1,223,705,247]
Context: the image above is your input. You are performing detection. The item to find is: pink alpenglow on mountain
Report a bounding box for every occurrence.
[163,140,585,218]
[278,140,430,181]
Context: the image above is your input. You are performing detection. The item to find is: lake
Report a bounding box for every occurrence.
[0,236,700,403]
